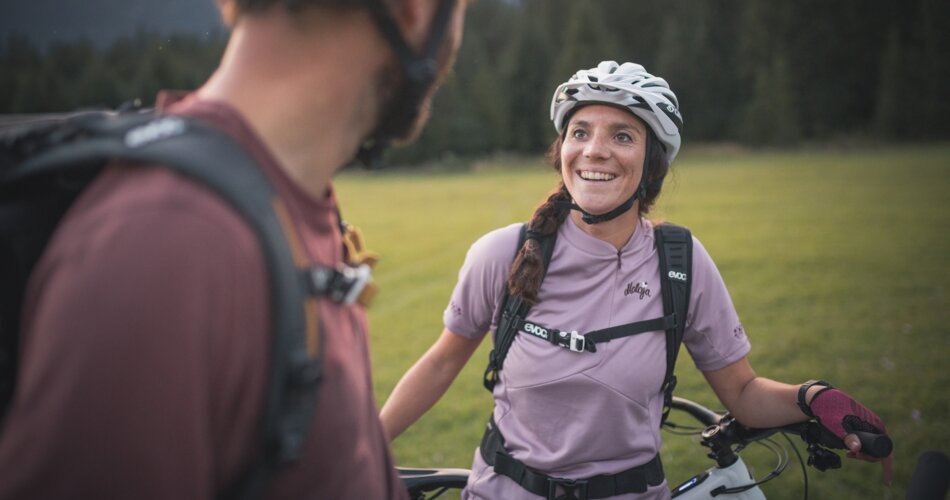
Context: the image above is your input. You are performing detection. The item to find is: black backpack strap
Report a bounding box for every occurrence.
[5,113,322,500]
[482,224,556,391]
[511,315,676,354]
[654,224,692,424]
[581,315,677,351]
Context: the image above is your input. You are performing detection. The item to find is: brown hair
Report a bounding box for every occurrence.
[233,0,368,12]
[506,130,671,305]
[219,0,374,26]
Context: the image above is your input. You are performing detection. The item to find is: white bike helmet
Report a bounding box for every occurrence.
[550,61,683,164]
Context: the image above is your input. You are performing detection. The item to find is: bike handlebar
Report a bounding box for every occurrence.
[398,466,470,499]
[669,396,722,426]
[669,396,893,460]
[851,430,893,458]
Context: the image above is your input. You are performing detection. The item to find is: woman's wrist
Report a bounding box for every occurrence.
[805,384,826,405]
[797,379,833,417]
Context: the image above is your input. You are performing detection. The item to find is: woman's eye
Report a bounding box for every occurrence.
[616,132,633,143]
[571,129,587,139]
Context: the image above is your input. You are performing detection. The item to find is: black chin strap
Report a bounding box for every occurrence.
[356,0,457,168]
[556,191,639,225]
[558,135,655,225]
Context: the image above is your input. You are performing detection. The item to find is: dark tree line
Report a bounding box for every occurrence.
[0,31,225,115]
[2,0,948,163]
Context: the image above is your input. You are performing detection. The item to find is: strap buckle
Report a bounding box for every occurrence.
[555,330,585,353]
[547,477,589,500]
[339,264,372,304]
[548,330,587,353]
[569,331,586,353]
[305,263,374,305]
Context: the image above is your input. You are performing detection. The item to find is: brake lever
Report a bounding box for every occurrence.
[801,422,843,472]
[807,443,842,471]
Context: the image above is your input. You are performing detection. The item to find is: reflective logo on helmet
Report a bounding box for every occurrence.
[666,104,682,119]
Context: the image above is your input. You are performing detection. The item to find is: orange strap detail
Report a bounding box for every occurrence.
[272,198,320,356]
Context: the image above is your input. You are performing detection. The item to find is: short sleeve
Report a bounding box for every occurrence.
[443,224,522,339]
[682,237,752,371]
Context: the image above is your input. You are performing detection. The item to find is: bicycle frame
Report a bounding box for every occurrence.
[672,458,765,499]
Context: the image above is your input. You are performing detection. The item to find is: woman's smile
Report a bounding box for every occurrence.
[577,170,618,182]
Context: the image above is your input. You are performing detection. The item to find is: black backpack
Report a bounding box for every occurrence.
[482,222,693,423]
[0,109,370,499]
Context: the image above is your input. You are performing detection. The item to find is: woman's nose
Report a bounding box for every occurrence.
[583,136,610,159]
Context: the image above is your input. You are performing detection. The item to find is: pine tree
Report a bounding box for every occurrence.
[872,28,903,138]
[740,56,800,145]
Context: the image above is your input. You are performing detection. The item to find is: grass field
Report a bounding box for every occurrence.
[335,144,950,499]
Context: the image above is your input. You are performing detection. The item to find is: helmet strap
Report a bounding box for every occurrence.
[558,135,654,225]
[356,0,457,168]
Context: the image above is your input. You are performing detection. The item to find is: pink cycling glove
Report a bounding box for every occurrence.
[809,388,890,451]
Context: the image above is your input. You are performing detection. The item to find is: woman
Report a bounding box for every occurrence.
[380,61,892,499]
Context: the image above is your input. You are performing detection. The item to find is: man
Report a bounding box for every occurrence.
[0,0,466,498]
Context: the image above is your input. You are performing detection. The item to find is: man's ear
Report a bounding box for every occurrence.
[389,0,440,49]
[217,0,239,27]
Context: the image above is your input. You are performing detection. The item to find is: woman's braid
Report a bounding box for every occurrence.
[506,183,571,305]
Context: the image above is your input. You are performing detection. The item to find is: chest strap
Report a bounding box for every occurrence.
[479,416,664,500]
[517,315,676,353]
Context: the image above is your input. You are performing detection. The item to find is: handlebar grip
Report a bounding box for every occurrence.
[853,431,893,458]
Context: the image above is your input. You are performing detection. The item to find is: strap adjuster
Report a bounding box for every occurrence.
[547,476,589,500]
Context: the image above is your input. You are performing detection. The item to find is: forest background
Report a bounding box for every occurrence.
[2,0,949,162]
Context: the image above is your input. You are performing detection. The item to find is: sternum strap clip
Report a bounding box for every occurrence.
[303,264,376,306]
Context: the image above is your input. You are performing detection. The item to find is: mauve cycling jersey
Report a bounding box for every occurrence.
[445,217,750,500]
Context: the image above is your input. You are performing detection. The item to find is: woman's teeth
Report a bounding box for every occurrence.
[579,171,617,181]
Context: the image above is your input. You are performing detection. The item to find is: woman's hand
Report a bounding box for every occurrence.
[809,388,894,486]
[843,434,894,486]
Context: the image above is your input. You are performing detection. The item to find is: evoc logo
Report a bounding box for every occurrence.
[523,322,549,339]
[125,117,187,148]
[666,104,682,120]
[667,270,687,282]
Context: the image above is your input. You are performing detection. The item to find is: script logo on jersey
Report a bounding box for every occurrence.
[733,324,746,340]
[624,281,651,300]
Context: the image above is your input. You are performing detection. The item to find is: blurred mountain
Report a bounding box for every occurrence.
[0,0,227,49]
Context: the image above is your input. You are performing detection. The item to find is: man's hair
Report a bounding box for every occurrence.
[222,0,401,35]
[234,0,389,12]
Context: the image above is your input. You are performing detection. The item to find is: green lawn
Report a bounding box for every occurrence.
[335,144,950,499]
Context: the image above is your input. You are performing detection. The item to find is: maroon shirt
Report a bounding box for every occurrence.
[0,93,407,500]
